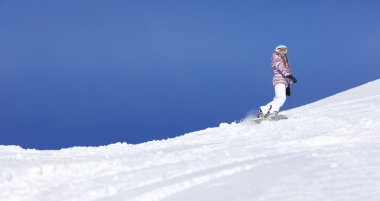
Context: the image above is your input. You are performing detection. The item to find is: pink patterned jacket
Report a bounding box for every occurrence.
[272,52,292,87]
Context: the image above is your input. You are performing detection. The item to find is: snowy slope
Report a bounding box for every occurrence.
[1,80,380,201]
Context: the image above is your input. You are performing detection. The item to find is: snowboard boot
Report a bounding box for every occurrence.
[257,108,265,118]
[257,105,273,119]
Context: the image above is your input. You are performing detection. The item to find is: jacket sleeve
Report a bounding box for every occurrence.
[274,56,291,77]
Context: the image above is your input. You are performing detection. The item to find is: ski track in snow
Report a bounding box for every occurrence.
[1,80,380,201]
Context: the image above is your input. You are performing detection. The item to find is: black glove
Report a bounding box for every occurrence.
[287,75,297,83]
[286,86,291,96]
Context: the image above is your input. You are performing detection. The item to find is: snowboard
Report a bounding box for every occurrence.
[254,114,288,124]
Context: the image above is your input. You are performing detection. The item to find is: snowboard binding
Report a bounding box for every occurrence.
[257,105,278,119]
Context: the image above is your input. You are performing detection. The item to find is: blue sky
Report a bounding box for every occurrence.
[0,0,379,149]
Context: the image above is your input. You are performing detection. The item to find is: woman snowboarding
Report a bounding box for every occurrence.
[257,44,298,118]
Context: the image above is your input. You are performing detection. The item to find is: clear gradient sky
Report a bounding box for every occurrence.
[1,0,379,149]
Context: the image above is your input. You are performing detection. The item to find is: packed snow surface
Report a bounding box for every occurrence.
[1,80,380,201]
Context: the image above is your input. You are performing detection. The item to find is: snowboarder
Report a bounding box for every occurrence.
[257,44,298,118]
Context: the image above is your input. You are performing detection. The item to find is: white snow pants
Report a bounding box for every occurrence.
[260,84,286,114]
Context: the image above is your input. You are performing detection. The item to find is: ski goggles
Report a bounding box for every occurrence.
[277,48,287,53]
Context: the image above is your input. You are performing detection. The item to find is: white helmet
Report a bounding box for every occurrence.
[275,44,287,54]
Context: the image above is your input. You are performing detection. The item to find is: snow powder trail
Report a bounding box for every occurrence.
[1,80,380,201]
